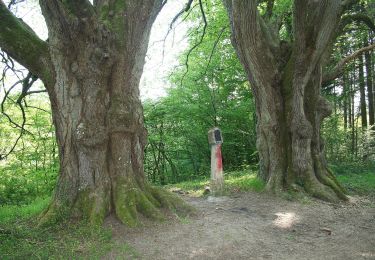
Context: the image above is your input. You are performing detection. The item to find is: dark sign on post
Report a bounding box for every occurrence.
[214,129,222,143]
[208,127,223,145]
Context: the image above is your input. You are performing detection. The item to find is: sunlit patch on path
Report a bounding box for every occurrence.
[273,212,299,229]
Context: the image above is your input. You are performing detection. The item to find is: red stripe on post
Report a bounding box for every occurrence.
[216,144,223,170]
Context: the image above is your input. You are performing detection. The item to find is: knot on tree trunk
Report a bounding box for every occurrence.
[317,96,333,119]
[291,117,313,139]
[107,97,139,129]
[259,121,280,135]
[75,122,108,147]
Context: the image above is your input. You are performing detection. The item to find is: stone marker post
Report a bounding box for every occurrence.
[208,127,224,194]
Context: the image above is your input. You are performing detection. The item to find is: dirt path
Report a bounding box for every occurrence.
[105,192,375,260]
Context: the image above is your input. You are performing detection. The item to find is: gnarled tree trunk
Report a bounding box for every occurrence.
[0,0,190,226]
[224,0,348,201]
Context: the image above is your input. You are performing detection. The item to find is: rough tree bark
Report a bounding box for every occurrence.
[0,0,191,226]
[224,0,350,201]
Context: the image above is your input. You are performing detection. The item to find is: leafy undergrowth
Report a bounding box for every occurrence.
[166,170,265,196]
[337,172,375,197]
[0,197,135,259]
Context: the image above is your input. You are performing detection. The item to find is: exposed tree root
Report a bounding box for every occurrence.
[113,181,193,227]
[303,174,341,202]
[38,182,194,227]
[313,156,348,201]
[264,151,348,203]
[38,199,70,227]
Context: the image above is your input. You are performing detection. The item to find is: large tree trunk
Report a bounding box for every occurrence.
[224,0,347,201]
[35,1,190,226]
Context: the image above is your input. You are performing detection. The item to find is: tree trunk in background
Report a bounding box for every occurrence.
[34,1,190,226]
[224,0,347,201]
[348,72,353,129]
[359,55,368,128]
[364,35,374,126]
[351,77,356,155]
[342,72,350,130]
[333,82,337,113]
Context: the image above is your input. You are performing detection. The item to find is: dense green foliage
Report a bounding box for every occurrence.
[144,2,257,185]
[0,94,57,205]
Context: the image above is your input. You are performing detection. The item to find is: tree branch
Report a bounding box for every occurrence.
[16,72,39,104]
[7,0,26,9]
[0,1,53,86]
[159,0,197,64]
[169,0,194,31]
[322,43,375,86]
[202,26,228,76]
[180,0,207,86]
[339,13,375,33]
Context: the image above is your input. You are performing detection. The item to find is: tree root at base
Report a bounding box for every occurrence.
[38,184,194,227]
[264,169,348,203]
[113,184,194,227]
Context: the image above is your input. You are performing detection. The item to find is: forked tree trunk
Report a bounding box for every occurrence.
[34,1,190,226]
[224,0,347,201]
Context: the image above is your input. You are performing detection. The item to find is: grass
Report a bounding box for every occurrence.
[166,170,265,196]
[337,172,375,196]
[330,161,375,175]
[0,196,49,223]
[165,169,375,201]
[0,197,136,259]
[330,162,375,197]
[225,171,265,192]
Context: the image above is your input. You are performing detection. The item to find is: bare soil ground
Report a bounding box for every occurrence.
[105,192,375,260]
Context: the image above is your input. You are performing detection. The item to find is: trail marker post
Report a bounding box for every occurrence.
[208,127,224,194]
